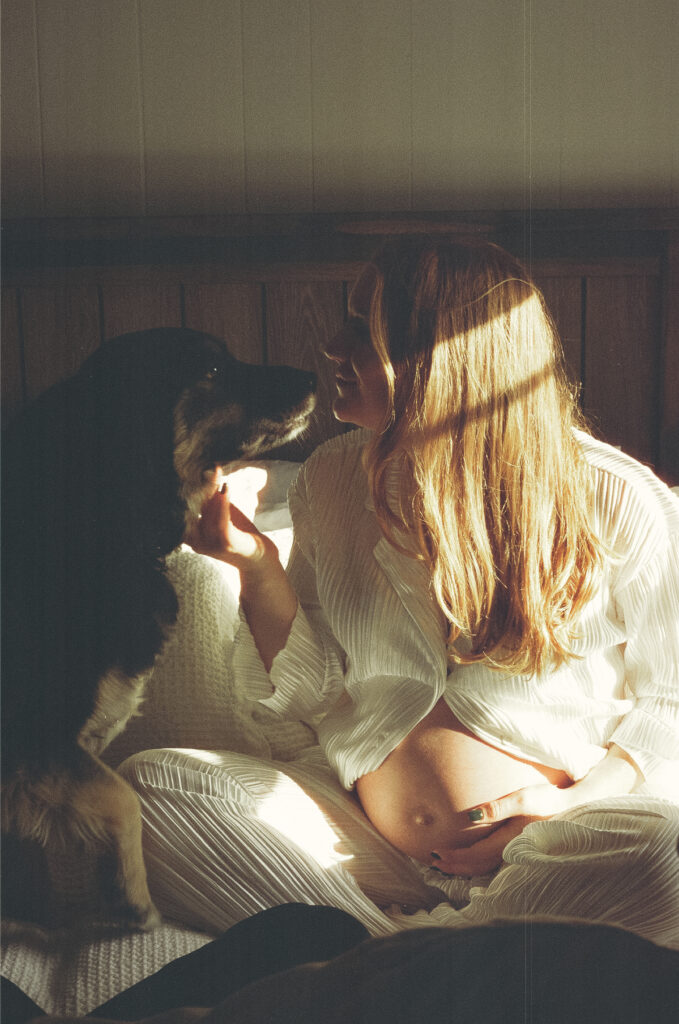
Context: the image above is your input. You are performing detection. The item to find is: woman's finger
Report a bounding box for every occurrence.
[434,817,529,876]
[227,497,260,534]
[202,482,232,537]
[185,485,264,563]
[465,783,570,827]
[183,485,229,551]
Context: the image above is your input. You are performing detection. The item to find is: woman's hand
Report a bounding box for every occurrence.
[467,779,577,826]
[434,744,642,876]
[185,476,299,672]
[184,483,276,574]
[435,782,574,876]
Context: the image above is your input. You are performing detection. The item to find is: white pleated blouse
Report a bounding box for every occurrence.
[234,428,679,793]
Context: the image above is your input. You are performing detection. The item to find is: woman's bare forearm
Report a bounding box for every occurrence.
[184,483,298,673]
[240,547,298,671]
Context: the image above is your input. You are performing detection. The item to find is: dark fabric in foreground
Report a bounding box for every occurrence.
[1,904,369,1023]
[93,904,368,1019]
[208,919,679,1024]
[4,909,678,1022]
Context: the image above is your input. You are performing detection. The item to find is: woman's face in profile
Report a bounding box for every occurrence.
[323,266,390,431]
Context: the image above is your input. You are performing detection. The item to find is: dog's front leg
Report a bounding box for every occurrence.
[74,759,161,930]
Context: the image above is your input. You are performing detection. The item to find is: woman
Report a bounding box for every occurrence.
[123,237,679,945]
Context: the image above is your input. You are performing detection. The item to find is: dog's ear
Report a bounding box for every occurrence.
[68,337,190,555]
[73,329,261,556]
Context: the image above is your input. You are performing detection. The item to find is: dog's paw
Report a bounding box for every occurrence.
[129,900,162,931]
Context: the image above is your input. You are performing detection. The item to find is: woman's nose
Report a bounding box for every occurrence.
[323,326,352,363]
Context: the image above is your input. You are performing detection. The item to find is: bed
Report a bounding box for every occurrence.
[1,209,678,1016]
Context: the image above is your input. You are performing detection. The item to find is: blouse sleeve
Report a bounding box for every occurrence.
[609,530,679,778]
[232,463,347,720]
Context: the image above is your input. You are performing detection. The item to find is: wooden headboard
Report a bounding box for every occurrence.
[2,209,677,485]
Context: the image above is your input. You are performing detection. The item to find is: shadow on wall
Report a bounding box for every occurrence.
[3,150,677,218]
[1,153,249,219]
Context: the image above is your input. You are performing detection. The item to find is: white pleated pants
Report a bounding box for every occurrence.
[120,747,679,950]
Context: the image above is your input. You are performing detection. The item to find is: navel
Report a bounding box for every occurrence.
[411,808,436,828]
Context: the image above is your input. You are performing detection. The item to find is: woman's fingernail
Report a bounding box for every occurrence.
[468,808,485,822]
[219,482,228,494]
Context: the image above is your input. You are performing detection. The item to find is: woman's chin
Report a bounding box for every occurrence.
[332,397,362,427]
[331,398,381,431]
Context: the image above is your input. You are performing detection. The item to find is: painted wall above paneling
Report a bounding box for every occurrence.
[2,0,678,217]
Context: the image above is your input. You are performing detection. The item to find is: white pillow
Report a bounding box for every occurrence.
[252,459,301,531]
[102,546,271,767]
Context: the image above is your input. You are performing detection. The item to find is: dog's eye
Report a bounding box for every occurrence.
[205,367,219,380]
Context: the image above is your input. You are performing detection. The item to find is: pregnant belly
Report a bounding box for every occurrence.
[355,698,570,867]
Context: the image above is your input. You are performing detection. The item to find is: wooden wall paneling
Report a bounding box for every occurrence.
[658,234,679,484]
[35,0,144,215]
[101,282,182,339]
[19,285,101,401]
[310,0,412,212]
[1,287,25,425]
[533,275,583,390]
[265,280,346,456]
[241,0,312,212]
[584,274,661,467]
[138,0,246,216]
[183,282,264,364]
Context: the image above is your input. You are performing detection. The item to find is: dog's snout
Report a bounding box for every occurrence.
[269,364,316,399]
[243,364,316,413]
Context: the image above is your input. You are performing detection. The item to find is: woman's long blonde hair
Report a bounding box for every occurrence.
[364,235,603,676]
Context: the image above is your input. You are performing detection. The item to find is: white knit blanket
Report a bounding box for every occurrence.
[1,918,212,1017]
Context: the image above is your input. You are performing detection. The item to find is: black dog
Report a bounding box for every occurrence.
[1,327,316,928]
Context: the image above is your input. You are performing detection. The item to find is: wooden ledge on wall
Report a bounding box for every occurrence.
[3,207,678,278]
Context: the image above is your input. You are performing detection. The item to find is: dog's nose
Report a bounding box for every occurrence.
[261,365,316,405]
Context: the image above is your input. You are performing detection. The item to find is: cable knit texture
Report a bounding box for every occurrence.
[102,547,272,766]
[1,918,211,1017]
